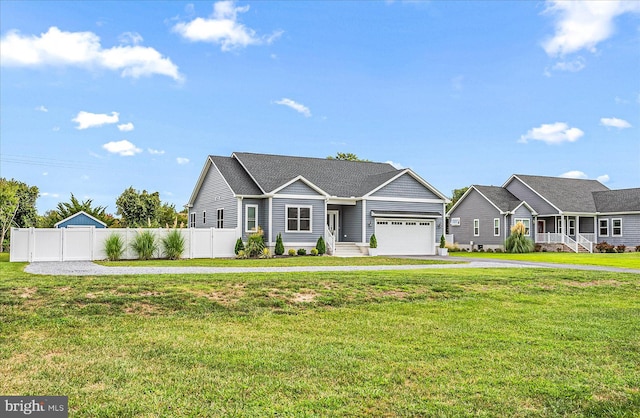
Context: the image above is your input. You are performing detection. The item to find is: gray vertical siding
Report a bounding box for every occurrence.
[371,173,441,200]
[277,180,322,196]
[505,178,557,215]
[448,189,502,246]
[271,198,325,243]
[366,200,443,243]
[192,162,237,229]
[341,201,363,243]
[241,198,269,241]
[596,215,640,247]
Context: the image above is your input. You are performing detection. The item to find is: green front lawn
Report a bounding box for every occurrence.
[1,254,639,416]
[451,251,640,269]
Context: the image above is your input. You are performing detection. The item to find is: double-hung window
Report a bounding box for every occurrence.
[245,205,258,232]
[286,206,312,232]
[190,213,196,228]
[473,219,479,236]
[612,219,622,236]
[514,218,531,236]
[599,219,609,237]
[203,211,206,225]
[493,218,500,236]
[217,209,224,228]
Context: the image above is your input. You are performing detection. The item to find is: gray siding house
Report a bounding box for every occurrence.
[448,174,640,252]
[187,152,449,256]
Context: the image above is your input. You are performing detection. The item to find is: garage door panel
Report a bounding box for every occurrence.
[375,219,435,255]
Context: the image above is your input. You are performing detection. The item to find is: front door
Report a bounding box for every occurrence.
[327,210,339,242]
[537,220,545,234]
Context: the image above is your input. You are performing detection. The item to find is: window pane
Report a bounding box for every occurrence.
[287,207,298,218]
[288,219,298,231]
[300,220,310,231]
[300,208,310,219]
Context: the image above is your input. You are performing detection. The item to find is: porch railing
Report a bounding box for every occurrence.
[577,234,594,253]
[325,225,335,256]
[535,232,590,253]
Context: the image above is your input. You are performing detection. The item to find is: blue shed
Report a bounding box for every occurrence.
[54,211,107,228]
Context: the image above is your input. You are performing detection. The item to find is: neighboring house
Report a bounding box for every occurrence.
[54,211,107,229]
[447,174,640,252]
[187,152,449,256]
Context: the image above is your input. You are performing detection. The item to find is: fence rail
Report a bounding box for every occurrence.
[9,227,239,262]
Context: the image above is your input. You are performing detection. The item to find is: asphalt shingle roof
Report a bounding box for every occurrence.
[514,174,610,213]
[231,152,401,196]
[209,156,263,196]
[593,188,640,213]
[473,185,522,212]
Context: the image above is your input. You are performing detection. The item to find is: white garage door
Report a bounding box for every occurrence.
[375,219,435,255]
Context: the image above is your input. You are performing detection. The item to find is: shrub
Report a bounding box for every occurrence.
[297,248,307,256]
[104,233,125,261]
[131,230,158,260]
[274,233,284,256]
[259,248,271,259]
[494,248,503,253]
[616,245,626,253]
[534,244,542,252]
[310,248,319,256]
[236,250,247,259]
[595,241,614,253]
[369,234,377,249]
[316,236,326,255]
[505,222,534,253]
[440,235,446,249]
[162,229,185,260]
[486,248,494,253]
[245,229,265,258]
[234,238,245,255]
[636,245,640,252]
[288,249,296,256]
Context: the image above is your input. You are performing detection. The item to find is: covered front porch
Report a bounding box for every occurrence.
[534,215,596,253]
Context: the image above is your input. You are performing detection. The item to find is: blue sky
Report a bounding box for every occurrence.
[1,0,639,215]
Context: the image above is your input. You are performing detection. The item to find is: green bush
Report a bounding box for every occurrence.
[275,233,284,256]
[369,234,377,249]
[131,230,158,260]
[297,248,307,256]
[245,230,265,258]
[234,238,245,255]
[504,233,534,253]
[161,229,185,260]
[236,250,247,259]
[440,235,446,249]
[310,248,319,256]
[288,248,296,256]
[259,248,271,259]
[316,236,326,255]
[104,233,125,261]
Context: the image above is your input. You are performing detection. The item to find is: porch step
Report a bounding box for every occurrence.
[333,243,367,257]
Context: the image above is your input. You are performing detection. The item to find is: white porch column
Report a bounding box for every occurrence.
[268,197,273,245]
[361,200,367,243]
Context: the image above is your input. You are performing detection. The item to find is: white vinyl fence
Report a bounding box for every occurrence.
[9,227,239,262]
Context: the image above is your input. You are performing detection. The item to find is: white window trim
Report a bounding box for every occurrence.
[450,217,460,227]
[599,219,609,237]
[190,212,196,228]
[612,218,622,237]
[245,204,258,233]
[473,219,479,237]
[568,218,575,236]
[203,210,206,225]
[493,218,500,236]
[285,205,313,233]
[217,208,224,229]
[514,218,531,236]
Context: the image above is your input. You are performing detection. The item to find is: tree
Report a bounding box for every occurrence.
[0,178,39,252]
[327,152,369,162]
[39,193,113,228]
[115,187,161,228]
[446,187,469,212]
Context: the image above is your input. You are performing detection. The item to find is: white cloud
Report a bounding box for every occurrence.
[41,192,60,198]
[118,122,134,132]
[600,117,632,129]
[542,0,640,57]
[176,157,190,165]
[102,140,142,156]
[172,0,283,51]
[560,170,588,179]
[551,56,586,72]
[35,105,48,112]
[519,122,584,145]
[274,98,311,117]
[0,26,183,81]
[42,172,48,176]
[73,111,119,129]
[118,32,143,45]
[385,161,404,170]
[148,148,165,155]
[597,174,610,183]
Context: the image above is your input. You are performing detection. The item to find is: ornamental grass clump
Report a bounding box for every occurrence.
[104,233,125,261]
[245,227,265,258]
[131,230,158,260]
[161,229,185,260]
[505,222,534,253]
